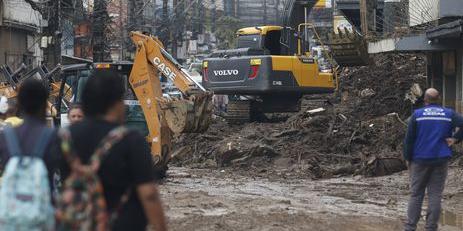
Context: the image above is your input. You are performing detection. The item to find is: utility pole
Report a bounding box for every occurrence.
[197,0,203,35]
[263,0,267,25]
[56,0,62,65]
[172,0,178,58]
[236,0,240,18]
[212,0,216,32]
[275,0,280,24]
[128,0,145,57]
[119,0,124,60]
[93,0,111,62]
[43,0,62,67]
[360,0,377,38]
[160,0,169,45]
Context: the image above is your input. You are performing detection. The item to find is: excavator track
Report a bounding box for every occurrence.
[226,100,251,124]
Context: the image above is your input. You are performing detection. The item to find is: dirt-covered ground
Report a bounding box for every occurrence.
[172,53,431,178]
[165,53,463,230]
[161,167,463,231]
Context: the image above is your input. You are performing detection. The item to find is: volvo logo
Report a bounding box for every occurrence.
[213,70,239,76]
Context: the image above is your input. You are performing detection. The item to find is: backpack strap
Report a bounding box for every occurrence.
[58,126,129,173]
[89,126,129,172]
[32,128,54,158]
[3,126,22,157]
[58,128,77,165]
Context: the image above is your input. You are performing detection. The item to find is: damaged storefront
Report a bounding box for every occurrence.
[425,20,463,111]
[395,0,463,112]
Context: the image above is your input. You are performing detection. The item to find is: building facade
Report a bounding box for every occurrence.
[0,0,43,69]
[402,0,463,111]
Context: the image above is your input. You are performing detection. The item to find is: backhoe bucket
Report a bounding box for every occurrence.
[328,28,369,66]
[159,92,213,134]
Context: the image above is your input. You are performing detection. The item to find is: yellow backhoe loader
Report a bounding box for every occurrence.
[128,32,213,171]
[52,33,212,176]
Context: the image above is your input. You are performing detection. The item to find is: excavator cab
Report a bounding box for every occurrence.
[236,26,283,55]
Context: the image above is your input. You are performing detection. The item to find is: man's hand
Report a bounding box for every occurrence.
[137,183,167,231]
[446,138,457,147]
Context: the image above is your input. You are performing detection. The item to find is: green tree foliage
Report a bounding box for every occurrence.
[215,16,242,50]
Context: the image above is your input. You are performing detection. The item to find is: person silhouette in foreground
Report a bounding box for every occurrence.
[60,69,167,231]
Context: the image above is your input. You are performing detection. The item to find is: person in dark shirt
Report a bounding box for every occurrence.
[61,69,167,231]
[0,79,60,189]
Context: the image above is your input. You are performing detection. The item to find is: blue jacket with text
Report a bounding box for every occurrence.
[404,105,463,164]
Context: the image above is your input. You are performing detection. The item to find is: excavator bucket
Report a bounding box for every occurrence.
[159,92,213,134]
[328,28,369,66]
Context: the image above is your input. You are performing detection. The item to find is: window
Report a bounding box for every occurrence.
[263,30,281,55]
[237,35,262,49]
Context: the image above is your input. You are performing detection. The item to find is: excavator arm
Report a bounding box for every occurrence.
[129,32,213,166]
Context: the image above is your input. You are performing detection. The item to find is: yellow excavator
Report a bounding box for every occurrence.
[203,23,338,123]
[128,32,213,171]
[202,0,343,123]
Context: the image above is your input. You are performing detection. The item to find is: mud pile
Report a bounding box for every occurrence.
[173,53,427,178]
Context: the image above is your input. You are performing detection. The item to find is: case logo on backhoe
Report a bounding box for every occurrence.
[152,57,177,81]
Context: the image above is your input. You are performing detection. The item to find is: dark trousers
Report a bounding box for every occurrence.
[404,161,448,231]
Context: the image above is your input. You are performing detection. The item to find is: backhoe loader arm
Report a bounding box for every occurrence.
[130,32,204,95]
[129,32,213,167]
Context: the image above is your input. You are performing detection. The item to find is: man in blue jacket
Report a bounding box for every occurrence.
[404,88,463,231]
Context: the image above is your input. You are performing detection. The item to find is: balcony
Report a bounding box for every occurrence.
[409,0,463,27]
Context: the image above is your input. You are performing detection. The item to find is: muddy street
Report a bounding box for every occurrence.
[161,167,463,231]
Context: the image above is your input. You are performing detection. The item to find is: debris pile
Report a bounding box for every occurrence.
[173,53,427,178]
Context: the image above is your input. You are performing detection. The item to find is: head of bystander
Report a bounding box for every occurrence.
[423,88,440,105]
[82,69,126,124]
[67,104,84,124]
[17,79,48,120]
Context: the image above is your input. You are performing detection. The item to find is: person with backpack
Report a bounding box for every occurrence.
[0,79,60,230]
[57,69,167,231]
